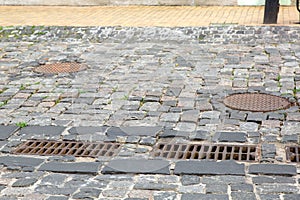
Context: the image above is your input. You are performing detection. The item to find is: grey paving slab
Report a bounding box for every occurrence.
[102,159,170,174]
[0,156,44,169]
[249,164,297,176]
[0,125,19,140]
[19,126,66,139]
[181,194,229,200]
[174,160,245,175]
[38,161,102,175]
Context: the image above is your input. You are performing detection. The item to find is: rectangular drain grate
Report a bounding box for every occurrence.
[13,140,121,158]
[286,146,300,162]
[152,143,259,162]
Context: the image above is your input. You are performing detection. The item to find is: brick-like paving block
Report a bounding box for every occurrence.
[174,160,245,175]
[181,194,229,200]
[213,132,247,143]
[249,164,296,176]
[0,125,19,140]
[106,126,162,137]
[102,159,170,174]
[38,161,102,175]
[20,126,65,138]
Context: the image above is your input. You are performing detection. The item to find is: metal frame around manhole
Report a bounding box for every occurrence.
[286,146,300,163]
[13,140,121,158]
[152,143,260,162]
[223,93,291,112]
[34,62,87,74]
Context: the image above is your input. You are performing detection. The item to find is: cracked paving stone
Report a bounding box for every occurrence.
[102,159,170,174]
[249,164,297,176]
[174,160,245,175]
[0,125,19,140]
[38,161,102,175]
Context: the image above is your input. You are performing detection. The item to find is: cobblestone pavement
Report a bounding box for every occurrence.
[0,25,300,199]
[0,6,298,26]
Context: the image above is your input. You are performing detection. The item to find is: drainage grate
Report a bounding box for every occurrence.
[13,140,121,158]
[152,143,259,162]
[286,146,300,162]
[224,93,290,112]
[34,62,87,74]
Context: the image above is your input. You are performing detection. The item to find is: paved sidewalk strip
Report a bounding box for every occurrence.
[0,6,299,26]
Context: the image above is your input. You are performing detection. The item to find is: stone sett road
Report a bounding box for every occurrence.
[0,6,300,200]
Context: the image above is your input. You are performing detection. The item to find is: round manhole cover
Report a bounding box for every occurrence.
[223,93,290,112]
[34,62,87,74]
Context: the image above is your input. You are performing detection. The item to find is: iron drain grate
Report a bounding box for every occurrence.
[224,93,290,112]
[286,146,300,162]
[34,62,87,74]
[13,140,121,158]
[152,143,259,162]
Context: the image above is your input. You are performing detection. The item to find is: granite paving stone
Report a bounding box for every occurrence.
[174,160,245,175]
[213,131,247,143]
[0,156,44,169]
[38,161,102,175]
[181,194,229,200]
[0,125,19,140]
[102,159,170,174]
[249,164,297,176]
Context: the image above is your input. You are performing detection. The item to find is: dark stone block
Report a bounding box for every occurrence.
[68,126,107,135]
[102,159,170,175]
[20,126,65,138]
[206,183,228,194]
[231,183,253,192]
[73,188,102,199]
[282,135,298,143]
[46,196,69,200]
[12,178,38,187]
[252,176,295,184]
[181,194,229,200]
[259,194,280,200]
[213,132,247,142]
[160,129,190,138]
[261,144,276,159]
[181,175,200,186]
[134,182,177,190]
[249,164,296,176]
[0,125,19,140]
[0,156,44,168]
[107,126,162,137]
[38,161,102,175]
[189,130,210,140]
[174,160,245,175]
[283,194,300,200]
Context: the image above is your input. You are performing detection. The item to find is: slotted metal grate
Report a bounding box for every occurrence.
[13,140,121,158]
[286,146,300,162]
[34,62,87,74]
[152,143,259,162]
[224,93,290,112]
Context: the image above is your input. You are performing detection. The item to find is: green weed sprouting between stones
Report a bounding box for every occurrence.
[16,122,28,128]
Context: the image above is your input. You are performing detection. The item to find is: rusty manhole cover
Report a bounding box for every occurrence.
[13,140,121,158]
[34,62,87,74]
[223,93,290,112]
[286,146,300,163]
[152,143,259,162]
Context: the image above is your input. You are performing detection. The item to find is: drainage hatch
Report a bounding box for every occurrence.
[34,62,87,74]
[286,146,300,163]
[13,140,121,158]
[224,93,290,112]
[152,143,259,162]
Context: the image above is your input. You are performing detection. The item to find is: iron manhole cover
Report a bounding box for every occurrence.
[152,143,259,162]
[223,93,290,112]
[286,146,300,162]
[34,62,87,74]
[13,140,121,158]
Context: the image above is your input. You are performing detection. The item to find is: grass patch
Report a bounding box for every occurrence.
[16,122,28,128]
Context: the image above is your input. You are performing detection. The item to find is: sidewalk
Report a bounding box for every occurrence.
[0,6,299,27]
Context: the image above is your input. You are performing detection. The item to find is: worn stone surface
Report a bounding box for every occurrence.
[249,164,297,176]
[38,162,102,174]
[102,159,170,174]
[174,161,245,175]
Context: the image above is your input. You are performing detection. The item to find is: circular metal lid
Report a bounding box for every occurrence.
[34,62,87,74]
[224,93,290,112]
